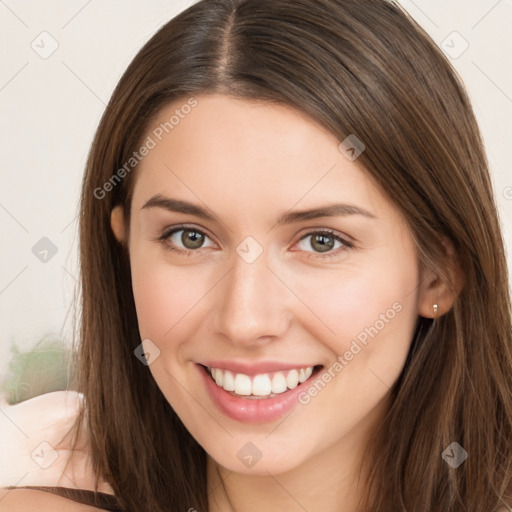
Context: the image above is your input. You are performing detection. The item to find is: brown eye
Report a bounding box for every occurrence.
[181,229,205,249]
[159,226,215,254]
[294,230,352,259]
[310,233,335,253]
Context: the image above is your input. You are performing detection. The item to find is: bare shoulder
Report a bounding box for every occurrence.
[0,390,114,493]
[0,487,106,511]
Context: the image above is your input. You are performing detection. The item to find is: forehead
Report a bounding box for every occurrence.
[130,93,392,221]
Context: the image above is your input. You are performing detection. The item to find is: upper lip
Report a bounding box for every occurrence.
[198,360,321,376]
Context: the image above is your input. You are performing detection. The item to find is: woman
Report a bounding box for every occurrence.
[2,0,511,510]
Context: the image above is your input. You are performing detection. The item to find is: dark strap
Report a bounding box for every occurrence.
[5,485,125,511]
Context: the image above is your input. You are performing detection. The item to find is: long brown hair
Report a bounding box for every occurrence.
[67,0,512,510]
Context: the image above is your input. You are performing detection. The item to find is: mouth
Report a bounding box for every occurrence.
[197,362,325,423]
[199,363,324,399]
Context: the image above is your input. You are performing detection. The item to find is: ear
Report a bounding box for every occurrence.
[417,238,465,319]
[110,205,126,243]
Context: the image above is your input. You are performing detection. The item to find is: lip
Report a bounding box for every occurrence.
[196,363,322,423]
[198,360,319,376]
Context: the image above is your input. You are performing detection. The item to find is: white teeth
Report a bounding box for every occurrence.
[286,369,299,389]
[234,373,252,395]
[207,366,316,397]
[252,374,272,396]
[299,367,313,382]
[271,372,288,394]
[223,370,235,391]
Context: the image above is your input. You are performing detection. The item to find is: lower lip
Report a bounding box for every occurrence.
[197,364,320,423]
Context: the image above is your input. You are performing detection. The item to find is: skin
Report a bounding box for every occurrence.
[110,93,458,512]
[0,391,114,494]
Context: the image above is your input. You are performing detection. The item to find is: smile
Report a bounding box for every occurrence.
[197,362,324,423]
[206,365,319,399]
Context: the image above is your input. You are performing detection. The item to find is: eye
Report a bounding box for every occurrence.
[294,229,353,259]
[157,225,216,255]
[156,225,353,260]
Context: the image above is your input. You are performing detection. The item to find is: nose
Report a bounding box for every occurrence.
[212,248,293,346]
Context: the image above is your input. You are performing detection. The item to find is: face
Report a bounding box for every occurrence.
[111,93,437,477]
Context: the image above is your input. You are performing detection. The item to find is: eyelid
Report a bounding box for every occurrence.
[291,228,354,259]
[156,224,354,259]
[156,224,217,250]
[294,225,355,245]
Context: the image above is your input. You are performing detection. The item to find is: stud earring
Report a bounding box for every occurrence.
[433,303,439,319]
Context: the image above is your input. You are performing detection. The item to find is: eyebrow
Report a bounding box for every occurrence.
[141,194,376,226]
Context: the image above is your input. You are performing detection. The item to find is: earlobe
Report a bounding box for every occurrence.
[417,240,465,319]
[417,272,451,319]
[110,205,126,243]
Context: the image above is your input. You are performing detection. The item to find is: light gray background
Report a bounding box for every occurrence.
[1,0,511,380]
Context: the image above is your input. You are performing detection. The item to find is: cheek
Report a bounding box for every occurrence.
[288,256,419,435]
[130,251,211,343]
[289,247,419,367]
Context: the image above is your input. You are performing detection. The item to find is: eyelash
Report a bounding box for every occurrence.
[156,224,354,260]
